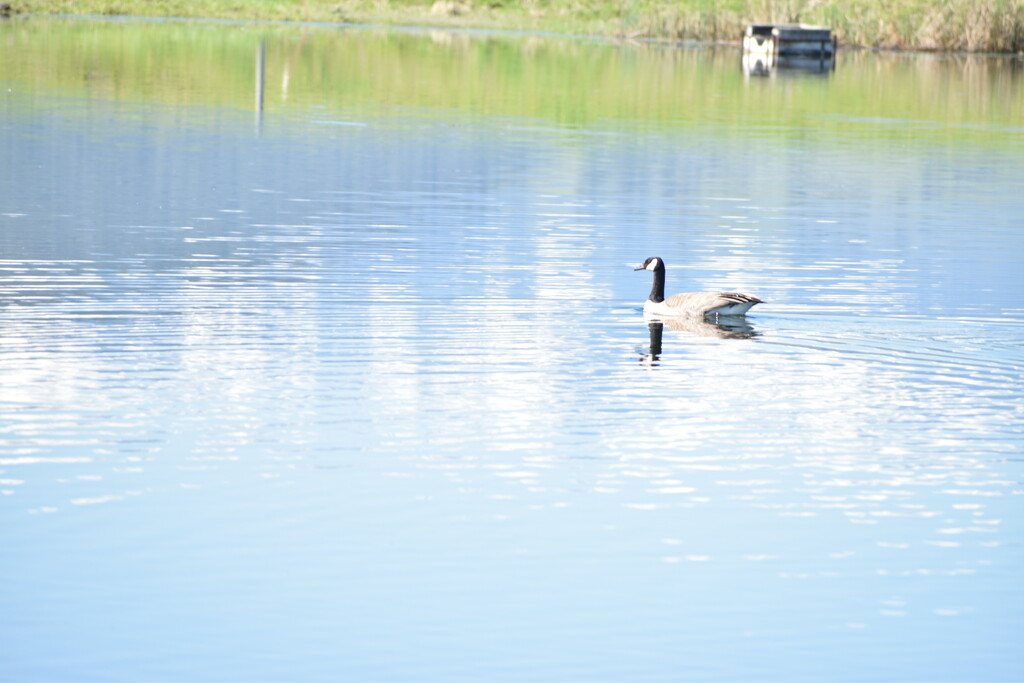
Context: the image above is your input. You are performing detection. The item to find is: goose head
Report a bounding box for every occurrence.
[634,256,664,272]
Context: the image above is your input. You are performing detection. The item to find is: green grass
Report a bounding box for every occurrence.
[5,18,1022,137]
[11,0,1024,52]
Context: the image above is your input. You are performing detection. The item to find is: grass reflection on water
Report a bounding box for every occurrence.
[3,17,1023,141]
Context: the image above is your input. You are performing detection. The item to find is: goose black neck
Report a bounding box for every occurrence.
[648,266,666,303]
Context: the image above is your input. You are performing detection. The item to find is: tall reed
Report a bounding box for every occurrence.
[747,0,1024,52]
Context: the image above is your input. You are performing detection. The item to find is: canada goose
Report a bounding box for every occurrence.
[635,256,762,317]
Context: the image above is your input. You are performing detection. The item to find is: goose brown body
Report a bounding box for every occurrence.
[635,256,762,317]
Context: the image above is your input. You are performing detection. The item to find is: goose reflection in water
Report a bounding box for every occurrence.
[640,315,759,365]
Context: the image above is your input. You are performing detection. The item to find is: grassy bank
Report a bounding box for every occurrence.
[10,0,1024,52]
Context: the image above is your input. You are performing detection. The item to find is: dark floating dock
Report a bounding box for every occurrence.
[742,23,836,75]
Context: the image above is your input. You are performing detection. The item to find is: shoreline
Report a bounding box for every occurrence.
[8,0,1024,54]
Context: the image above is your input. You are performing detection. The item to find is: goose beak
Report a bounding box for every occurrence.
[633,264,645,271]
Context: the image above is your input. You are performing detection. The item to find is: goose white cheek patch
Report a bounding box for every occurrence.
[646,259,660,271]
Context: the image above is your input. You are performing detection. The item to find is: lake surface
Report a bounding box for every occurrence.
[2,16,1023,682]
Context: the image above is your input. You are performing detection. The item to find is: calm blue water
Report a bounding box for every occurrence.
[2,19,1024,683]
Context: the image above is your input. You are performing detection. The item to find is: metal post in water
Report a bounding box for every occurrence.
[255,41,266,130]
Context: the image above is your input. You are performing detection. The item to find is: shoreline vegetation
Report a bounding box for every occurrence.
[9,0,1024,53]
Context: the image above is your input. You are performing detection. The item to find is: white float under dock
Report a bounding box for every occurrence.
[742,23,835,74]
